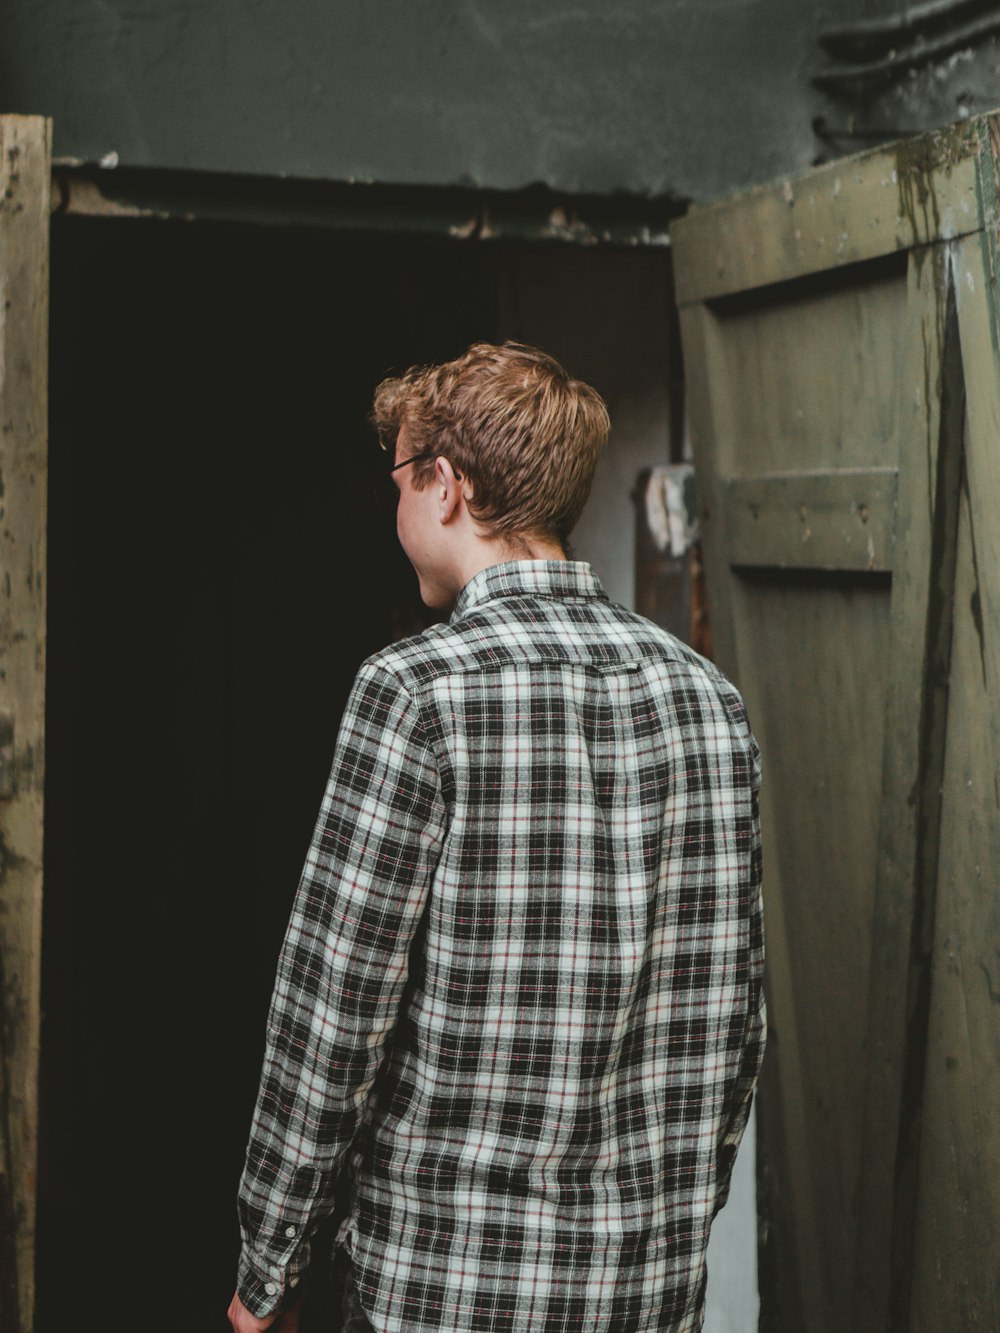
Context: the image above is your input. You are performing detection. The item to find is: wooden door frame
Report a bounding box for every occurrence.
[4,127,679,1333]
[0,114,52,1333]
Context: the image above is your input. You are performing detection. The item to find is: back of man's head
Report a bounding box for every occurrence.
[372,342,610,546]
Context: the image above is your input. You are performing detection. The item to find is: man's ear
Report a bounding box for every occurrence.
[434,456,464,524]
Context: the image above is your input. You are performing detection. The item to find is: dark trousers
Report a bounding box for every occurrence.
[339,1255,377,1333]
[301,1248,376,1333]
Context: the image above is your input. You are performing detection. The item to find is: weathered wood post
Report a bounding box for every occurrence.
[0,114,51,1333]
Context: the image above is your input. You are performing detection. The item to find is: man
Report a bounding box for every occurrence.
[229,342,764,1333]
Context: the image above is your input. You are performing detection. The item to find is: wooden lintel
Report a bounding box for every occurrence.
[49,165,679,245]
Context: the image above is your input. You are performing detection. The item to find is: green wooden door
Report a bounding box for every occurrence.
[671,113,1000,1332]
[0,115,51,1333]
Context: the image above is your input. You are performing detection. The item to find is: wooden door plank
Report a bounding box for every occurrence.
[679,300,834,1333]
[671,115,990,306]
[908,443,1000,1332]
[737,577,891,1333]
[0,115,51,1333]
[679,233,913,1330]
[852,242,965,1333]
[907,225,1000,1331]
[724,469,897,572]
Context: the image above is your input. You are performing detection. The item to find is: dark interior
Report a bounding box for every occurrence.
[39,215,499,1332]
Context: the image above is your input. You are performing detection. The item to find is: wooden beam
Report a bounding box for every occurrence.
[725,469,897,572]
[50,165,679,246]
[0,115,51,1333]
[671,114,993,306]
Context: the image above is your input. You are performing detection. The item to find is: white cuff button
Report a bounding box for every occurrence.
[285,1225,297,1238]
[264,1282,278,1296]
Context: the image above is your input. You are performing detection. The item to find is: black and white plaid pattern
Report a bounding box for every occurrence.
[237,561,764,1333]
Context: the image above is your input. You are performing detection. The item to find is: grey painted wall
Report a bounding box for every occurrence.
[9,0,995,205]
[3,0,801,199]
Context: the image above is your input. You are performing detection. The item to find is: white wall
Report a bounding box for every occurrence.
[496,245,673,607]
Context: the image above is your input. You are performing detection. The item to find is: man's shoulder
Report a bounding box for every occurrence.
[357,599,743,710]
[354,620,482,695]
[613,606,750,716]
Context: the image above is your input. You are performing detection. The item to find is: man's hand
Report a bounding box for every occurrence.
[227,1290,301,1333]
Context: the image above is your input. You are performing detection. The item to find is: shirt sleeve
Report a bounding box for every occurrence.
[714,730,766,1217]
[236,660,446,1318]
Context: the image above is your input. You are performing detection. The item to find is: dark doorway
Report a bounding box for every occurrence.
[38,215,497,1333]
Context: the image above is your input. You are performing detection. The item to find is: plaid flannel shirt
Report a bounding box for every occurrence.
[237,560,764,1333]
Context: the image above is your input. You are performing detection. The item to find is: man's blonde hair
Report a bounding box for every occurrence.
[371,342,610,546]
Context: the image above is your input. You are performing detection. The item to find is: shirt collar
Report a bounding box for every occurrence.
[450,560,608,622]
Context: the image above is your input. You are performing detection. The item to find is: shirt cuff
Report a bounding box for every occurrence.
[237,1240,307,1318]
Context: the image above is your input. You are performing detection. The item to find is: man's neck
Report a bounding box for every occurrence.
[451,533,566,594]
